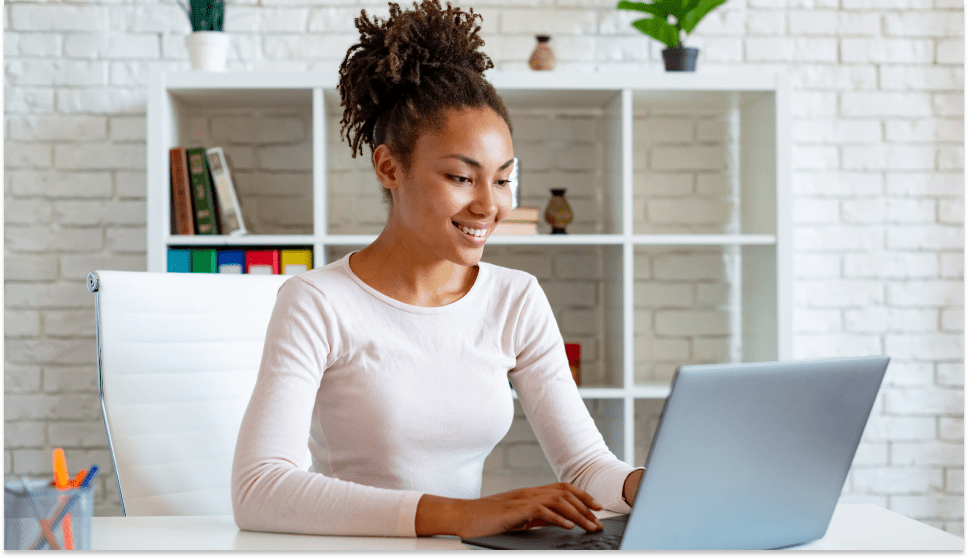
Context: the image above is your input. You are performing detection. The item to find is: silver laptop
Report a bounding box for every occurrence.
[462,356,890,550]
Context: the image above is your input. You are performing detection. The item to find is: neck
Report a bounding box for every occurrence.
[349,217,477,307]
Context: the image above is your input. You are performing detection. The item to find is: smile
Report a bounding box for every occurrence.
[453,221,487,238]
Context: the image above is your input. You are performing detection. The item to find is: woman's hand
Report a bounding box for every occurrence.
[416,482,604,538]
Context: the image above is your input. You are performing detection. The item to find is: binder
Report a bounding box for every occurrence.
[191,249,218,273]
[167,249,191,273]
[281,250,313,275]
[245,250,279,274]
[217,250,245,274]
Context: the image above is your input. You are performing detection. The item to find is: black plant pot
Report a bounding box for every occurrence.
[662,46,699,71]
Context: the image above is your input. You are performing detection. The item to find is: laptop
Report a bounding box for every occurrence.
[462,356,890,550]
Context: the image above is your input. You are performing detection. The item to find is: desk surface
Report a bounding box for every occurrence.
[91,503,963,551]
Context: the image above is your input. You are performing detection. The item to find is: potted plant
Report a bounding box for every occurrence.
[178,0,229,71]
[616,0,726,71]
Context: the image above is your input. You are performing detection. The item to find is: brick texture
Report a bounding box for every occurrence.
[3,0,963,534]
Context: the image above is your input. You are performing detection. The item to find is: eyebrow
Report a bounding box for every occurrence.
[441,154,515,171]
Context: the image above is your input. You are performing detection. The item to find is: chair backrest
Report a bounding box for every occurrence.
[89,269,308,516]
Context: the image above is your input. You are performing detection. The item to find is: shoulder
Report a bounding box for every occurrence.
[275,259,357,307]
[478,261,541,296]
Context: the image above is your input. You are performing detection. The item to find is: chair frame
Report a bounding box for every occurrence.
[88,271,128,516]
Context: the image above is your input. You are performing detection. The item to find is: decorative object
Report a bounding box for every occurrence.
[178,0,229,71]
[565,343,581,385]
[544,189,573,234]
[616,0,726,71]
[529,35,556,71]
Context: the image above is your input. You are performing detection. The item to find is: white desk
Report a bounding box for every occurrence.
[91,504,963,551]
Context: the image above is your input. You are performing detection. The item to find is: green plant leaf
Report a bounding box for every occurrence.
[616,0,668,18]
[680,0,726,34]
[631,16,680,48]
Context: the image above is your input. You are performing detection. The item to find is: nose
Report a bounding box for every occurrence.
[469,182,498,217]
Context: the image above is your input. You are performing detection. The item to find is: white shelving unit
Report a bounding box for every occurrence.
[147,70,791,465]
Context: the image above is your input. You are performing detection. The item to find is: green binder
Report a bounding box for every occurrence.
[191,249,218,273]
[186,147,219,235]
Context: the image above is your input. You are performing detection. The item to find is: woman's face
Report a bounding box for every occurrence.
[382,106,515,268]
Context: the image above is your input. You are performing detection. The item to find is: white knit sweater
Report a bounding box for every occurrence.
[231,252,640,537]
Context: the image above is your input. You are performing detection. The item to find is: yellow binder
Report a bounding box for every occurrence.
[281,250,313,275]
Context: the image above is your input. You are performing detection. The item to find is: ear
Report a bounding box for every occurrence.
[373,144,401,191]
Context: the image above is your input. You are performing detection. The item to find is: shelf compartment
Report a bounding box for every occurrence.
[164,87,315,237]
[632,244,744,386]
[167,234,316,246]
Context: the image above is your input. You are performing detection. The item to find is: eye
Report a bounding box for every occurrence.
[449,175,471,184]
[495,179,511,187]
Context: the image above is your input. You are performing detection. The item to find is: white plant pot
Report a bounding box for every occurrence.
[186,31,230,72]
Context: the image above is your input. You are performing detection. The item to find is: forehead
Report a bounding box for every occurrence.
[416,106,513,160]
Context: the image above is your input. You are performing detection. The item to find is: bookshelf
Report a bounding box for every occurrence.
[147,70,791,464]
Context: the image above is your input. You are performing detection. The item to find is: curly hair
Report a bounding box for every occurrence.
[337,0,512,203]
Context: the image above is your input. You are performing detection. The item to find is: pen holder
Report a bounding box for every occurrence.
[4,479,93,550]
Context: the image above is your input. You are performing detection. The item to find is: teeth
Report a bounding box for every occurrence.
[455,222,486,237]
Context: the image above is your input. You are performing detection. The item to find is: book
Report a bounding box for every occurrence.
[492,221,538,235]
[217,250,245,274]
[169,147,196,235]
[506,206,539,222]
[281,250,313,275]
[167,249,191,273]
[246,250,280,274]
[191,249,218,273]
[206,147,247,236]
[186,147,219,235]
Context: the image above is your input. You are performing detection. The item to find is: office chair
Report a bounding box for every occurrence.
[88,270,312,516]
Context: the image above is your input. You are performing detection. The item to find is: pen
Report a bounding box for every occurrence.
[28,466,99,551]
[69,469,87,489]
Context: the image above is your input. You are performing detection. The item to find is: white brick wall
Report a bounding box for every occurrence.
[4,0,963,535]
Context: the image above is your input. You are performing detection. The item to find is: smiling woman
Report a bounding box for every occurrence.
[230,0,644,540]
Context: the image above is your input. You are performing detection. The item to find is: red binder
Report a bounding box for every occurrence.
[245,250,280,274]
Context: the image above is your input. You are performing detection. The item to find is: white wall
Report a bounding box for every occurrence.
[3,0,964,535]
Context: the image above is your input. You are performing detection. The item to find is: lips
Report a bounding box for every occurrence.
[453,221,487,238]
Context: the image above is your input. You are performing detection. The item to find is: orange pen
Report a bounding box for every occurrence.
[52,448,70,490]
[69,470,87,489]
[63,513,74,550]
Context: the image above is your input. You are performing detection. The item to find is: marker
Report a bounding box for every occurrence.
[69,469,87,489]
[52,448,69,490]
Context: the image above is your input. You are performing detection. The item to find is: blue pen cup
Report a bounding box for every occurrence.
[4,479,93,550]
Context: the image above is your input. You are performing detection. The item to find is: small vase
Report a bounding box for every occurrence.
[529,35,555,71]
[661,46,699,72]
[544,188,573,234]
[186,31,230,71]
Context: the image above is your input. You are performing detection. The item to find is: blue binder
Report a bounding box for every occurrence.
[217,250,246,274]
[167,249,191,273]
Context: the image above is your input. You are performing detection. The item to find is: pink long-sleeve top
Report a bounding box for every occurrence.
[231,252,641,537]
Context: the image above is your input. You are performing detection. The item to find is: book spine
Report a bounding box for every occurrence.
[169,147,196,235]
[186,147,219,235]
[205,147,247,236]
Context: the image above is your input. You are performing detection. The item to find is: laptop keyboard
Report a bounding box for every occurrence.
[550,533,624,550]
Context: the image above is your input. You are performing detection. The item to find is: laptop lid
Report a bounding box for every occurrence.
[620,355,889,550]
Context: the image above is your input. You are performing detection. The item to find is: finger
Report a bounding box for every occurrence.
[562,493,604,530]
[535,505,581,531]
[557,483,603,510]
[551,495,603,532]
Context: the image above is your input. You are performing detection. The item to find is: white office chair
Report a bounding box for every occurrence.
[88,269,312,516]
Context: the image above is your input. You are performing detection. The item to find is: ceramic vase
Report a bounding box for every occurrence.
[544,189,573,234]
[186,31,230,71]
[529,35,555,71]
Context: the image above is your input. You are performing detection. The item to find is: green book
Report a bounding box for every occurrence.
[191,249,218,273]
[186,147,219,235]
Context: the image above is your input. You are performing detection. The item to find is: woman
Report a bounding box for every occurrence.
[231,0,644,538]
